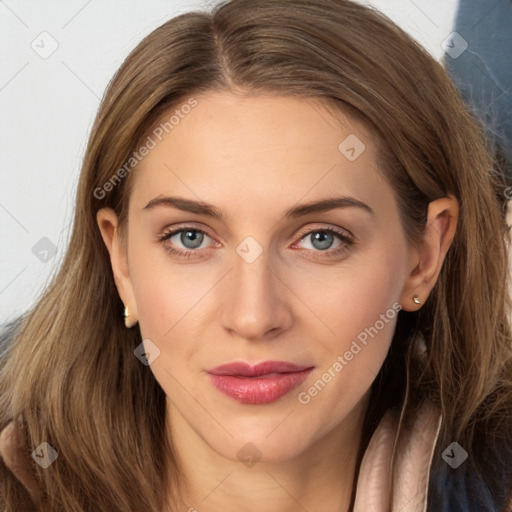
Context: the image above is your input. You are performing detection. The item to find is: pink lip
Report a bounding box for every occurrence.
[207,361,314,404]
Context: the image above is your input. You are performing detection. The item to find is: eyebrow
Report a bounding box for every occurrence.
[142,195,374,218]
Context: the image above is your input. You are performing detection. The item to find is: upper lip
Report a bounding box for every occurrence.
[207,360,313,377]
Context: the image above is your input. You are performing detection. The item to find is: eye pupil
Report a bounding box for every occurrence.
[311,231,333,251]
[181,230,203,249]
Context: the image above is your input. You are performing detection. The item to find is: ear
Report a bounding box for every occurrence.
[399,195,458,311]
[96,208,138,326]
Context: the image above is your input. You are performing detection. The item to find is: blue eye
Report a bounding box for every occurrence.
[173,229,205,249]
[300,230,344,251]
[158,228,213,258]
[294,228,354,258]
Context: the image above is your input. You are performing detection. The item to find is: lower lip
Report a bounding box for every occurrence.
[208,369,313,404]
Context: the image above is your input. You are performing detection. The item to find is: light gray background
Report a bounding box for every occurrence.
[0,0,460,322]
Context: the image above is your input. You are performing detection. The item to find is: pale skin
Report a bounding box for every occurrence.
[87,91,456,511]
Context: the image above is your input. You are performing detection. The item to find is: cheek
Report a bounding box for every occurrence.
[293,241,405,352]
[129,256,207,405]
[298,275,398,395]
[127,235,203,337]
[291,242,405,408]
[127,243,217,384]
[292,302,399,442]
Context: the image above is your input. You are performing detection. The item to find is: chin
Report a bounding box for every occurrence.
[206,428,313,465]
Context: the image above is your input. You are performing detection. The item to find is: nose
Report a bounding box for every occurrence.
[220,245,293,342]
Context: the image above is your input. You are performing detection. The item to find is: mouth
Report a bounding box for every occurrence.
[207,361,314,404]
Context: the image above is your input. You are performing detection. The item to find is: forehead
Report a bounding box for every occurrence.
[129,91,391,218]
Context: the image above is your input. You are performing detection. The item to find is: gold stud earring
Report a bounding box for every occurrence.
[413,295,421,305]
[123,305,137,328]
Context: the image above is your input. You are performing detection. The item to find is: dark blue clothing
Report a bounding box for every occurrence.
[428,458,501,511]
[438,3,512,509]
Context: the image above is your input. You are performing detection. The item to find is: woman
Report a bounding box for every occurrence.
[1,0,511,510]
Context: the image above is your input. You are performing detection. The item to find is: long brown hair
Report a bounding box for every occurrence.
[1,0,511,510]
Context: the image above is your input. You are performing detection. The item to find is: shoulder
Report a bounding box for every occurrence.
[0,420,41,505]
[427,450,511,512]
[356,401,512,512]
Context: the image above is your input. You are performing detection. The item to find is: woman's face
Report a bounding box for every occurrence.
[107,91,419,463]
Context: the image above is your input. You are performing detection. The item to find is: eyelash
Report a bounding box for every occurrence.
[157,225,354,260]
